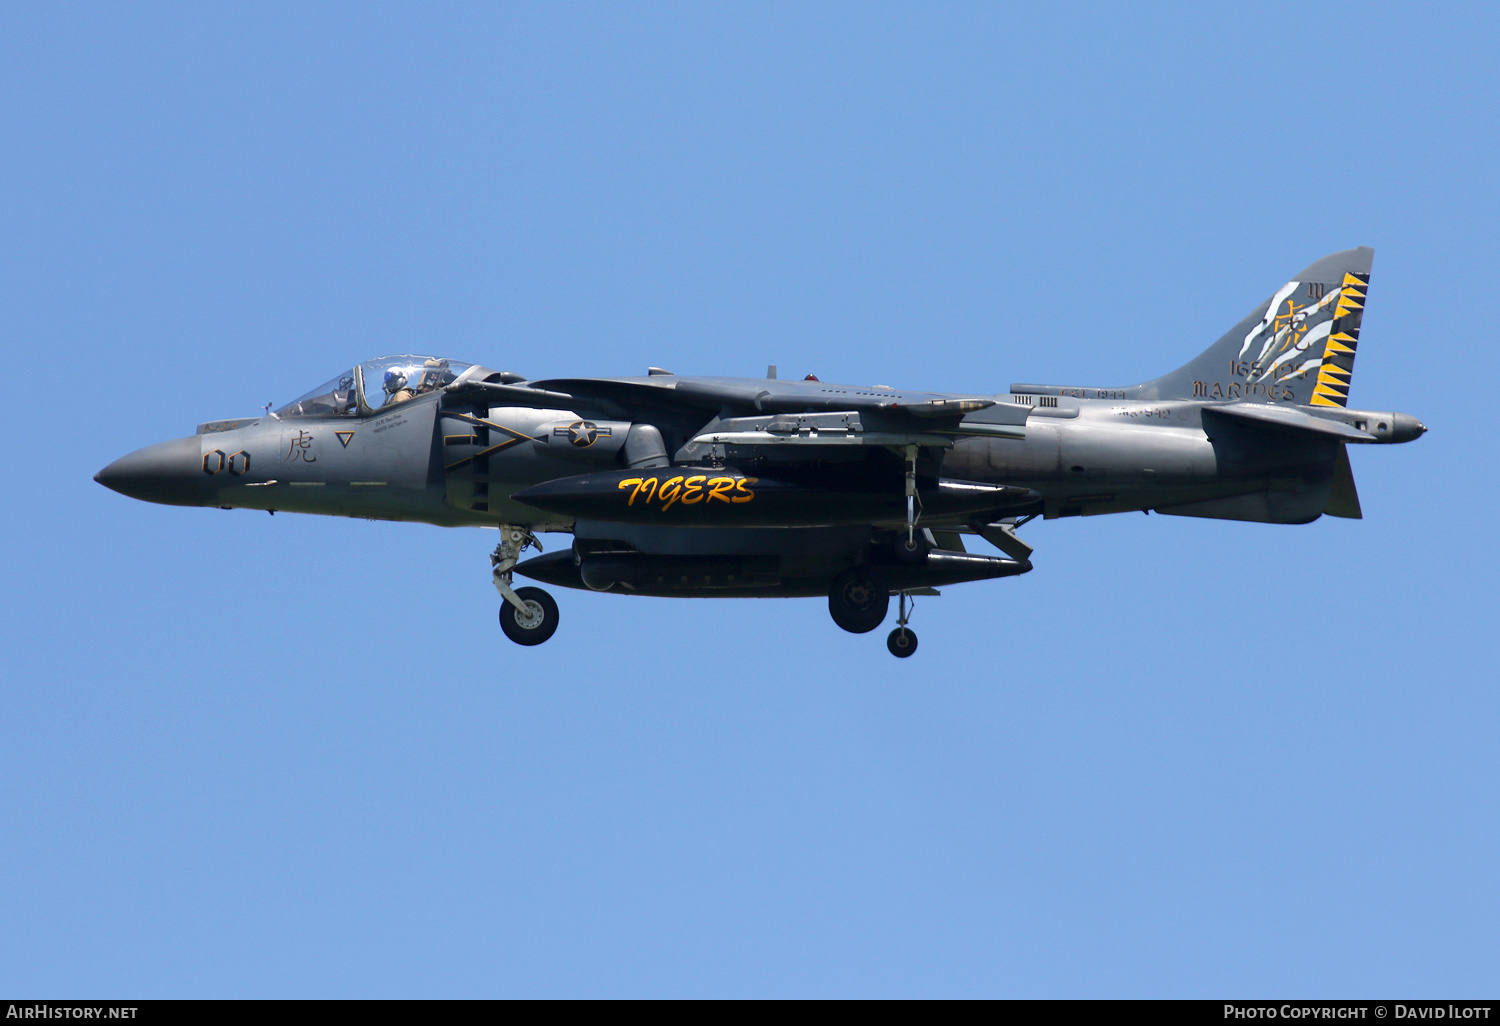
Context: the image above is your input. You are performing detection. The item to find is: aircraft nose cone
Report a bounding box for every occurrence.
[95,436,211,506]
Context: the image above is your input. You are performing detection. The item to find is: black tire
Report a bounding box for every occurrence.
[828,568,890,634]
[499,586,560,646]
[886,627,918,658]
[893,530,930,564]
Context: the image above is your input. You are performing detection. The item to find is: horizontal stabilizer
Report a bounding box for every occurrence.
[1206,402,1374,441]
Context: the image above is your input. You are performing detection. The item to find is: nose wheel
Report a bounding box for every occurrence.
[499,586,559,646]
[886,591,918,658]
[491,526,559,646]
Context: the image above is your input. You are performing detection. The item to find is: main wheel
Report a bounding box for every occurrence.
[828,568,890,634]
[499,586,560,646]
[887,627,918,658]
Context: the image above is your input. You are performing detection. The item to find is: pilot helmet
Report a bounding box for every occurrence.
[383,368,409,395]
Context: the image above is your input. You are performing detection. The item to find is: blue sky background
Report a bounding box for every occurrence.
[2,2,1497,998]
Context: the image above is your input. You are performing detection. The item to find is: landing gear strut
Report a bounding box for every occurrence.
[886,592,918,658]
[492,525,559,646]
[893,444,927,563]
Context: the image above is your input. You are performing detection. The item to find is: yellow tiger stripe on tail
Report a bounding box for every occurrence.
[1310,271,1369,408]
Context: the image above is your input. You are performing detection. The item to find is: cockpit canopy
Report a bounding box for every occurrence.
[275,356,475,418]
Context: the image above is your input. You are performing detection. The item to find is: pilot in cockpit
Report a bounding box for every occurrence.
[382,368,416,406]
[382,358,453,407]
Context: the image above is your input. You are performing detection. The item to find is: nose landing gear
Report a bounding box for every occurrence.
[492,526,559,646]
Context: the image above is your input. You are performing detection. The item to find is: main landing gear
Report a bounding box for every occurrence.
[828,567,889,633]
[493,525,559,646]
[825,444,927,656]
[828,567,921,659]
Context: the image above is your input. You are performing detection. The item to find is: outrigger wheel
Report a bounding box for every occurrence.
[499,586,559,646]
[885,591,918,658]
[893,531,930,564]
[828,567,890,634]
[887,626,918,658]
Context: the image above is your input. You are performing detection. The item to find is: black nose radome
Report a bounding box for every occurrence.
[95,436,210,506]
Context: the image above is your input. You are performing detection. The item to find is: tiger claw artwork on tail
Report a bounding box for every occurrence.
[1124,247,1375,406]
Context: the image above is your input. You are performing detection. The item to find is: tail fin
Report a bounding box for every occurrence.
[1128,247,1374,405]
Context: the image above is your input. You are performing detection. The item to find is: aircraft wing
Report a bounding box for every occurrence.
[499,373,1019,421]
[447,374,1028,450]
[686,411,1022,450]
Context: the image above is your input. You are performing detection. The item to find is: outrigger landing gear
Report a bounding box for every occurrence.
[893,444,927,563]
[885,446,922,656]
[492,525,559,646]
[886,592,918,658]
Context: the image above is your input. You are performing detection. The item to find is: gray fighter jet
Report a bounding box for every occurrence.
[97,247,1424,656]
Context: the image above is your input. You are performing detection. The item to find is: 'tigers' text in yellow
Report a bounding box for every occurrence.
[618,475,757,511]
